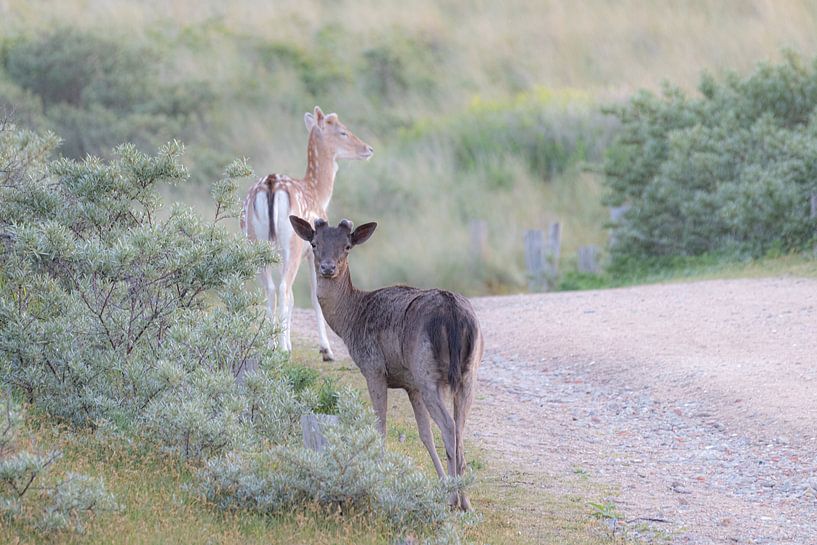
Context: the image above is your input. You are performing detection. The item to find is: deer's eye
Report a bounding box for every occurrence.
[345,244,352,251]
[339,131,348,138]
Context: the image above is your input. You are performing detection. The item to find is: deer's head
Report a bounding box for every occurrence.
[290,216,377,279]
[304,106,374,161]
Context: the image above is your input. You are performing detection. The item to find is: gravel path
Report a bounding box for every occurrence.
[292,277,817,544]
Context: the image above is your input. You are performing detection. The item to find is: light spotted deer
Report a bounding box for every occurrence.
[241,107,373,359]
[289,216,483,510]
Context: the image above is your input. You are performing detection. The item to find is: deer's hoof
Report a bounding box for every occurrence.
[448,492,459,509]
[448,492,471,511]
[320,348,335,362]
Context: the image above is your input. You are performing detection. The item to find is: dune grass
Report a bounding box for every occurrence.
[559,252,817,292]
[5,0,817,96]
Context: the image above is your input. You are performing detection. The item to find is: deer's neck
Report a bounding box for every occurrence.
[316,267,365,341]
[304,132,338,210]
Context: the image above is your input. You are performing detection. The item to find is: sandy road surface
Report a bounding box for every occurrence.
[293,277,817,544]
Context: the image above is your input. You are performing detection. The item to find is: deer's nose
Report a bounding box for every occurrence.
[320,262,337,276]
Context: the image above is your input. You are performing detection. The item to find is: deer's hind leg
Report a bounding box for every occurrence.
[409,341,460,507]
[452,332,482,510]
[452,376,476,511]
[248,191,278,335]
[418,382,459,507]
[407,389,446,479]
[275,237,302,353]
[257,266,276,321]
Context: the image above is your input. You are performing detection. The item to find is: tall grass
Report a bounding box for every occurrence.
[5,0,817,94]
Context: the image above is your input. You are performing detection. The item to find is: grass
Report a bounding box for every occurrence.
[2,343,631,545]
[5,0,817,96]
[559,252,817,292]
[3,430,390,545]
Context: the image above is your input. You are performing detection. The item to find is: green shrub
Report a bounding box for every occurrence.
[360,31,441,104]
[4,28,150,111]
[605,52,817,266]
[0,123,460,539]
[315,377,339,415]
[197,390,460,542]
[255,41,348,97]
[557,271,611,291]
[0,121,273,434]
[279,362,321,393]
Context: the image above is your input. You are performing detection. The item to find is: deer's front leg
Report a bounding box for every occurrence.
[306,251,335,361]
[364,373,388,437]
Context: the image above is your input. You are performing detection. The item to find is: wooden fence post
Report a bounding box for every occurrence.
[300,413,339,452]
[524,229,545,292]
[524,221,561,292]
[577,245,600,274]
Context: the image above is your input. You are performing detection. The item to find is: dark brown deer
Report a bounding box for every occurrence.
[289,216,483,510]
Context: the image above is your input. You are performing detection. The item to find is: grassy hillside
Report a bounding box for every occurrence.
[2,0,816,297]
[5,0,817,94]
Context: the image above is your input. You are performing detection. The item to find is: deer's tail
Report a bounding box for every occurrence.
[242,175,281,242]
[427,292,479,392]
[266,183,277,242]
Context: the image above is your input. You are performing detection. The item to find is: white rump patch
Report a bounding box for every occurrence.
[251,191,271,242]
[273,189,292,263]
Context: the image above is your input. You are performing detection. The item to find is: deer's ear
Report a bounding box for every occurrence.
[290,215,315,242]
[351,222,377,246]
[314,106,326,129]
[304,112,316,132]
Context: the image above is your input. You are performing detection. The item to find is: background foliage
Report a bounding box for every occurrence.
[4,0,816,293]
[605,53,817,267]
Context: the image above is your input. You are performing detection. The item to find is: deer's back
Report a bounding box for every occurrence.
[346,286,479,390]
